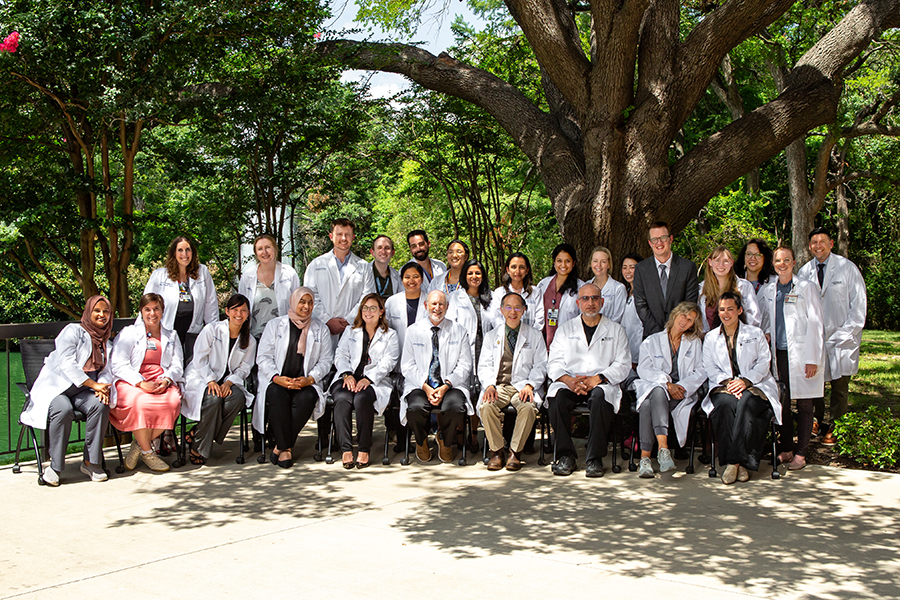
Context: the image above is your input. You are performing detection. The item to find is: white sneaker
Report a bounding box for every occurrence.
[80,461,108,482]
[125,440,141,470]
[657,448,676,473]
[141,451,170,472]
[638,457,654,478]
[42,467,60,487]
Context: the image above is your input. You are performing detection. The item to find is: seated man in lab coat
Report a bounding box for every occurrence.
[401,290,473,463]
[547,283,631,477]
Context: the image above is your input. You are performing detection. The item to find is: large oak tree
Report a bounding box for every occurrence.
[321,0,900,260]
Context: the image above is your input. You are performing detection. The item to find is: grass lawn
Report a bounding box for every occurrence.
[850,330,900,411]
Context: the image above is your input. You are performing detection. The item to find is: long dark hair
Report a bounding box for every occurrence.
[546,243,579,297]
[735,238,775,283]
[501,252,533,295]
[621,252,643,296]
[226,294,251,350]
[460,260,492,309]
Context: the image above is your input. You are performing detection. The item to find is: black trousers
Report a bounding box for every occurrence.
[549,387,615,462]
[776,349,815,457]
[709,390,772,470]
[405,388,466,447]
[329,380,377,453]
[267,384,318,451]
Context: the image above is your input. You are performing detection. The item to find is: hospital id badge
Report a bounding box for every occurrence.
[547,308,559,327]
[147,340,158,351]
[785,294,798,304]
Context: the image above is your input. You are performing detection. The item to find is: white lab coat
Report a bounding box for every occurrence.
[253,316,333,433]
[399,318,473,425]
[182,321,257,420]
[798,253,867,379]
[303,250,375,342]
[476,323,548,410]
[701,323,781,423]
[490,285,544,332]
[384,292,428,353]
[445,288,501,363]
[332,325,400,415]
[758,276,825,399]
[698,277,761,331]
[622,294,644,364]
[109,321,184,406]
[534,276,583,333]
[592,277,627,324]
[634,332,707,446]
[411,258,448,293]
[20,324,115,428]
[547,316,631,412]
[237,261,301,321]
[144,265,219,334]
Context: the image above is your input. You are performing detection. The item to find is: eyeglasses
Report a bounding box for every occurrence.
[578,295,601,302]
[649,235,671,244]
[502,305,525,312]
[361,305,380,313]
[745,252,763,259]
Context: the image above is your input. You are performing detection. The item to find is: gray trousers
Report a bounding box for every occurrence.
[47,389,110,471]
[194,387,245,458]
[638,386,680,451]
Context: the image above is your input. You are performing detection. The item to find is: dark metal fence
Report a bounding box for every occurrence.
[1,319,133,461]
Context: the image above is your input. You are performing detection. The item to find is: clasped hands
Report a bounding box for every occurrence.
[87,380,111,405]
[206,380,235,398]
[423,383,449,406]
[273,375,314,389]
[136,378,172,395]
[342,374,371,393]
[561,374,603,395]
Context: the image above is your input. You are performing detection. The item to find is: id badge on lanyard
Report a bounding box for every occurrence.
[547,298,559,327]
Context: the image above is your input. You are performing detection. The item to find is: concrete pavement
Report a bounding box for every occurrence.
[2,430,899,600]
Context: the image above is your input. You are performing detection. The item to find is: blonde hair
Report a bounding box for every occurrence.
[665,302,703,340]
[701,246,740,308]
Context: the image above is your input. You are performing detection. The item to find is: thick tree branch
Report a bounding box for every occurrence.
[503,0,591,112]
[317,39,585,194]
[666,79,839,226]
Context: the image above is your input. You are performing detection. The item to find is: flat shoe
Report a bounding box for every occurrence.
[721,464,738,485]
[737,465,750,482]
[270,451,279,466]
[777,451,794,464]
[787,455,807,470]
[356,461,370,469]
[343,460,356,470]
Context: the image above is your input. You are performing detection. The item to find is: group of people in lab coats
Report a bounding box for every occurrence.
[20,218,866,487]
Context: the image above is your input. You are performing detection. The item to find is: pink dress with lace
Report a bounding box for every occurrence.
[110,336,181,431]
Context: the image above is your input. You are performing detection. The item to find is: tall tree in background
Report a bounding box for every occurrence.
[0,0,325,317]
[321,0,900,261]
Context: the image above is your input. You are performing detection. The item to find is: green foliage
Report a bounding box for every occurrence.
[832,406,900,469]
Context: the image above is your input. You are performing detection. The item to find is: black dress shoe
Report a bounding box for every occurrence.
[356,461,370,469]
[343,460,356,470]
[269,451,279,466]
[552,455,576,476]
[277,457,293,469]
[585,459,604,478]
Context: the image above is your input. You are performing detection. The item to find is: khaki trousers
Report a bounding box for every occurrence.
[481,384,537,453]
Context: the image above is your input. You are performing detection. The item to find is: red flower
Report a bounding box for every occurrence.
[0,31,19,53]
[314,32,322,41]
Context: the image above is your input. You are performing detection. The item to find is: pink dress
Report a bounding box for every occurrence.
[110,336,181,431]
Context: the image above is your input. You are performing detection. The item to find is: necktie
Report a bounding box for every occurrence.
[817,263,825,287]
[506,326,518,353]
[428,326,442,388]
[659,264,668,300]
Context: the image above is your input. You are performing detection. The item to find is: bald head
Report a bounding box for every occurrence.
[577,282,604,319]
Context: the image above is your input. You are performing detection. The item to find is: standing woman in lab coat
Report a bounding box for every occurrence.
[110,293,184,473]
[144,235,219,364]
[331,294,400,469]
[430,240,470,297]
[535,243,583,348]
[588,246,627,324]
[735,238,775,294]
[698,246,761,331]
[255,287,333,468]
[237,234,301,341]
[384,263,428,351]
[758,247,824,470]
[620,253,645,370]
[701,292,780,485]
[491,253,543,332]
[182,294,257,465]
[633,302,706,478]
